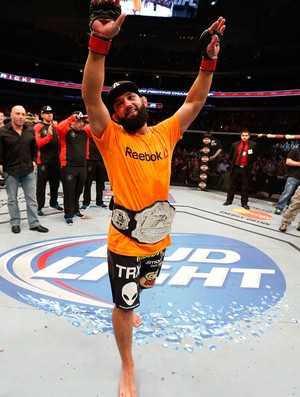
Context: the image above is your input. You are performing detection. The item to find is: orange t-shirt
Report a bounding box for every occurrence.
[93,113,181,256]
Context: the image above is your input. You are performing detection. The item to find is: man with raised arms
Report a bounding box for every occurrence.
[82,1,225,395]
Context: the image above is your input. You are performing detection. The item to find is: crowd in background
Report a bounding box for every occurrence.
[171,136,300,200]
[0,15,298,78]
[1,13,299,92]
[1,12,299,204]
[1,107,299,136]
[1,13,299,135]
[1,104,299,203]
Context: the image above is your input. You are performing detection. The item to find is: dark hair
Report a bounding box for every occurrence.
[240,129,250,135]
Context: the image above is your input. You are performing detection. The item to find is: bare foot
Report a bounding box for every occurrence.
[119,365,137,397]
[132,312,142,327]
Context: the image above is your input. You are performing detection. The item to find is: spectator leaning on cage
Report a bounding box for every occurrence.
[0,105,49,234]
[81,1,225,396]
[223,129,257,210]
[274,145,300,215]
[34,105,63,216]
[279,185,300,232]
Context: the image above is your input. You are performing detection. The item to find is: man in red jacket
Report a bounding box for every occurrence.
[223,130,257,209]
[34,105,63,216]
[56,111,91,225]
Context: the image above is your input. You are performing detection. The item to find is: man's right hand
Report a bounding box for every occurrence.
[0,165,5,187]
[89,0,126,40]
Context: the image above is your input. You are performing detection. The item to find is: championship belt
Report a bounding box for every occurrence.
[111,200,175,244]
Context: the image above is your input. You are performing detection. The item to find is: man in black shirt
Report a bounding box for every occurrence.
[0,105,49,233]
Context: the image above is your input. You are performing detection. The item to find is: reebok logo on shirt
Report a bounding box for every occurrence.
[125,146,164,161]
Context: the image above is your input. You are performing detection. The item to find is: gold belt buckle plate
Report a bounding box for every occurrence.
[132,201,175,244]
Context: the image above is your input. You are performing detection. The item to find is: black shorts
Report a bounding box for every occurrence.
[107,248,166,310]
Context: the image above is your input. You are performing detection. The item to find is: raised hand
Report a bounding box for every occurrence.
[89,0,126,40]
[206,17,226,60]
[199,16,226,60]
[48,124,53,136]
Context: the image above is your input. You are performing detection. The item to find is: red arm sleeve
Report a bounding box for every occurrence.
[34,123,53,148]
[56,117,74,138]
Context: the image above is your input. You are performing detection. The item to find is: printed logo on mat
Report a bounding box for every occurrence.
[233,208,273,220]
[0,234,286,350]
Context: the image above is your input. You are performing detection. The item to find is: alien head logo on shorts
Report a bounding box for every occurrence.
[0,233,286,351]
[122,282,138,306]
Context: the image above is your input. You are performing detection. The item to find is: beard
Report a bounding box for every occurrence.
[118,104,149,133]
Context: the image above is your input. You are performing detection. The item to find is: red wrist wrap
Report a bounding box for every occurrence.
[200,58,217,72]
[88,34,112,55]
